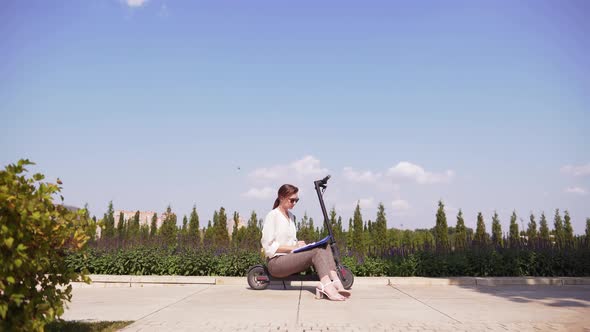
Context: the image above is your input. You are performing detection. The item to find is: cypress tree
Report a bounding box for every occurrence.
[509,211,519,247]
[539,212,550,245]
[139,223,149,240]
[188,205,200,246]
[352,202,365,255]
[474,212,488,246]
[375,203,388,254]
[126,210,139,239]
[246,211,261,251]
[203,220,215,247]
[231,211,239,247]
[309,217,317,241]
[103,201,115,239]
[553,209,564,248]
[210,211,219,247]
[181,215,188,237]
[586,218,590,248]
[150,213,158,237]
[336,216,345,249]
[363,220,372,254]
[526,213,538,247]
[81,203,96,241]
[563,210,574,248]
[160,205,178,246]
[347,217,353,251]
[214,207,230,248]
[434,200,449,251]
[297,213,311,243]
[491,211,503,248]
[116,211,126,240]
[329,207,338,240]
[455,210,467,251]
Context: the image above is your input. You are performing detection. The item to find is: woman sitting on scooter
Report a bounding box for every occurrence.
[261,184,351,301]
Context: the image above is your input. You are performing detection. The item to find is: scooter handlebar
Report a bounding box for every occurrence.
[315,175,331,187]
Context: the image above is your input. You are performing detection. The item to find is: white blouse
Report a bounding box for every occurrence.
[261,208,298,258]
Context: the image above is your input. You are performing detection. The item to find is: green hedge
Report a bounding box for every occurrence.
[341,247,590,277]
[65,246,590,277]
[65,247,263,276]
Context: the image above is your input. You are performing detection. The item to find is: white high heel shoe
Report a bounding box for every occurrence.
[332,279,351,298]
[315,281,346,301]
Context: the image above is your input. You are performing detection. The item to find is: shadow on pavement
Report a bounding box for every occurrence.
[458,284,590,308]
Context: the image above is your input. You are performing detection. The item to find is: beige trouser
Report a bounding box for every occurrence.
[267,245,336,279]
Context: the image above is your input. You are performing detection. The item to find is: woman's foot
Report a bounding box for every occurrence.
[316,281,346,301]
[332,279,351,298]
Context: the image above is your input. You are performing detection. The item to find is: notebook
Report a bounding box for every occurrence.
[292,236,331,253]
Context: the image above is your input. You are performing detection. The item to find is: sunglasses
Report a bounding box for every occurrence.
[289,198,300,204]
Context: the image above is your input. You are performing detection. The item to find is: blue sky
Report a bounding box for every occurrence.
[1,0,589,234]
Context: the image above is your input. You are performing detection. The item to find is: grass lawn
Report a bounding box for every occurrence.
[45,320,133,332]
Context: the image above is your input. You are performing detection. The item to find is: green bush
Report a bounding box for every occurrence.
[0,160,90,332]
[394,254,419,276]
[65,244,590,278]
[345,247,589,277]
[65,247,263,277]
[65,245,590,278]
[341,256,388,277]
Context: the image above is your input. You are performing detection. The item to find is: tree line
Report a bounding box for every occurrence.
[97,201,262,251]
[93,200,590,255]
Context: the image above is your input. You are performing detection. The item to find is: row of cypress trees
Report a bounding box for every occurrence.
[95,200,589,255]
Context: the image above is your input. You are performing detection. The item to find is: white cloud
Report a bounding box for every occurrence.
[125,0,148,7]
[354,198,376,210]
[561,163,590,176]
[391,199,410,211]
[249,166,285,180]
[291,155,328,176]
[564,187,587,195]
[387,161,454,184]
[249,155,328,181]
[242,187,275,200]
[342,167,381,184]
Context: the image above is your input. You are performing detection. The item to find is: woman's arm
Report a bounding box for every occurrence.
[276,241,307,253]
[261,213,280,257]
[275,244,297,253]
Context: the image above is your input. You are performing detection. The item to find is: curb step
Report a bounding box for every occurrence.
[71,275,590,288]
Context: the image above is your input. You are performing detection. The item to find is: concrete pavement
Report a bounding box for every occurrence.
[62,277,590,332]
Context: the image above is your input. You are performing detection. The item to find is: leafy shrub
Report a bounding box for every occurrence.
[65,247,263,277]
[0,160,90,331]
[65,245,590,278]
[342,255,388,277]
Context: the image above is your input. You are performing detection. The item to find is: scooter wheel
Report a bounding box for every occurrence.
[247,265,270,290]
[340,266,354,290]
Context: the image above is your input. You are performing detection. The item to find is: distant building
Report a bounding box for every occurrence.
[110,209,242,236]
[114,210,163,229]
[227,216,246,237]
[95,224,102,239]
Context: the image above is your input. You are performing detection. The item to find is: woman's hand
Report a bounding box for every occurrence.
[297,241,307,248]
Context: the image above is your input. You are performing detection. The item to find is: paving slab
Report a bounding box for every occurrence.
[62,280,590,332]
[62,285,211,322]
